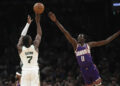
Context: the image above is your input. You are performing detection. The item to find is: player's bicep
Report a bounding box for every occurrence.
[88,40,107,48]
[33,34,41,48]
[71,38,77,50]
[88,41,100,48]
[17,46,22,54]
[17,36,23,53]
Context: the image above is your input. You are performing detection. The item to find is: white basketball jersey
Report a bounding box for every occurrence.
[19,45,39,70]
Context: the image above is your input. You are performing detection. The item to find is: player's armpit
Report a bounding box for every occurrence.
[17,47,22,54]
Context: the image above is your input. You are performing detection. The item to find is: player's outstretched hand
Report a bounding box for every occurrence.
[118,30,120,34]
[48,12,57,22]
[35,14,40,23]
[27,15,33,24]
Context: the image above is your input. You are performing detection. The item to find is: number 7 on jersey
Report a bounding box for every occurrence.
[27,56,33,63]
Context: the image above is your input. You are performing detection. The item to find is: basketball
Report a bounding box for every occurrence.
[33,2,45,14]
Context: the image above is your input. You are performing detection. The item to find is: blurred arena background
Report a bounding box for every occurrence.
[0,0,120,85]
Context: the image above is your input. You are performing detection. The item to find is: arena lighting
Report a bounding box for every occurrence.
[113,3,120,6]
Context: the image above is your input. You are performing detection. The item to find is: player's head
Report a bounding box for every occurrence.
[22,35,32,47]
[77,34,86,44]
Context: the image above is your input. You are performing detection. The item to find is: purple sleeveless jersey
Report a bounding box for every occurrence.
[75,44,93,68]
[75,44,101,85]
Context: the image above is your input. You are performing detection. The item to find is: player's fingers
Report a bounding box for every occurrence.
[28,15,31,19]
[48,12,52,16]
[48,12,52,14]
[28,15,30,18]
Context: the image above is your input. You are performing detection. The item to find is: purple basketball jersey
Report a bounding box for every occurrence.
[75,43,101,85]
[75,43,93,68]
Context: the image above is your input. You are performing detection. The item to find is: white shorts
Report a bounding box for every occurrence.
[21,69,40,86]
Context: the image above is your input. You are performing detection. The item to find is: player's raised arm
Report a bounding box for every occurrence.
[48,12,77,51]
[33,14,42,50]
[17,15,32,53]
[88,30,120,48]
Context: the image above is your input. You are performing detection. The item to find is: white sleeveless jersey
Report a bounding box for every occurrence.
[19,45,39,70]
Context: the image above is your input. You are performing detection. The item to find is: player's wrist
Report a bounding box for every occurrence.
[27,22,31,24]
[118,30,120,34]
[55,20,58,24]
[27,22,30,25]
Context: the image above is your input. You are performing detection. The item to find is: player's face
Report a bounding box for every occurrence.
[77,34,85,44]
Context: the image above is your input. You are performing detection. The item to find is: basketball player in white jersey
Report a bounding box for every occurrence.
[17,14,42,86]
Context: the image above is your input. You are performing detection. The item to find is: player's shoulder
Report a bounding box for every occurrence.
[31,44,39,52]
[31,44,35,48]
[86,43,89,46]
[21,46,26,51]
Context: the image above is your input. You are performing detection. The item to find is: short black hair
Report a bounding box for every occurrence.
[22,35,31,48]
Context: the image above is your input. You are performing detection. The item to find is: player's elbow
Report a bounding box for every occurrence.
[17,44,19,49]
[17,44,21,49]
[37,31,42,36]
[105,39,111,44]
[100,40,109,46]
[36,34,42,41]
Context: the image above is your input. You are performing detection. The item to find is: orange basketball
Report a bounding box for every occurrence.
[33,2,44,14]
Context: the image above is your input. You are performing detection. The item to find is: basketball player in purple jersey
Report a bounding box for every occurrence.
[48,12,120,86]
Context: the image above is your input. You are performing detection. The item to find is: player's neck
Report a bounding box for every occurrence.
[79,43,85,46]
[25,44,31,48]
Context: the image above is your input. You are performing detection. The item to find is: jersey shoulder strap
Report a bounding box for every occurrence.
[30,45,35,49]
[22,46,26,51]
[86,43,90,49]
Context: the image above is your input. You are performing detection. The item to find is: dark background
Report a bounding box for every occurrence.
[0,0,120,85]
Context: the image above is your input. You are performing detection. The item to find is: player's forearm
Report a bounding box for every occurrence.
[106,31,120,43]
[55,20,69,35]
[97,31,120,46]
[35,14,42,35]
[36,23,42,36]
